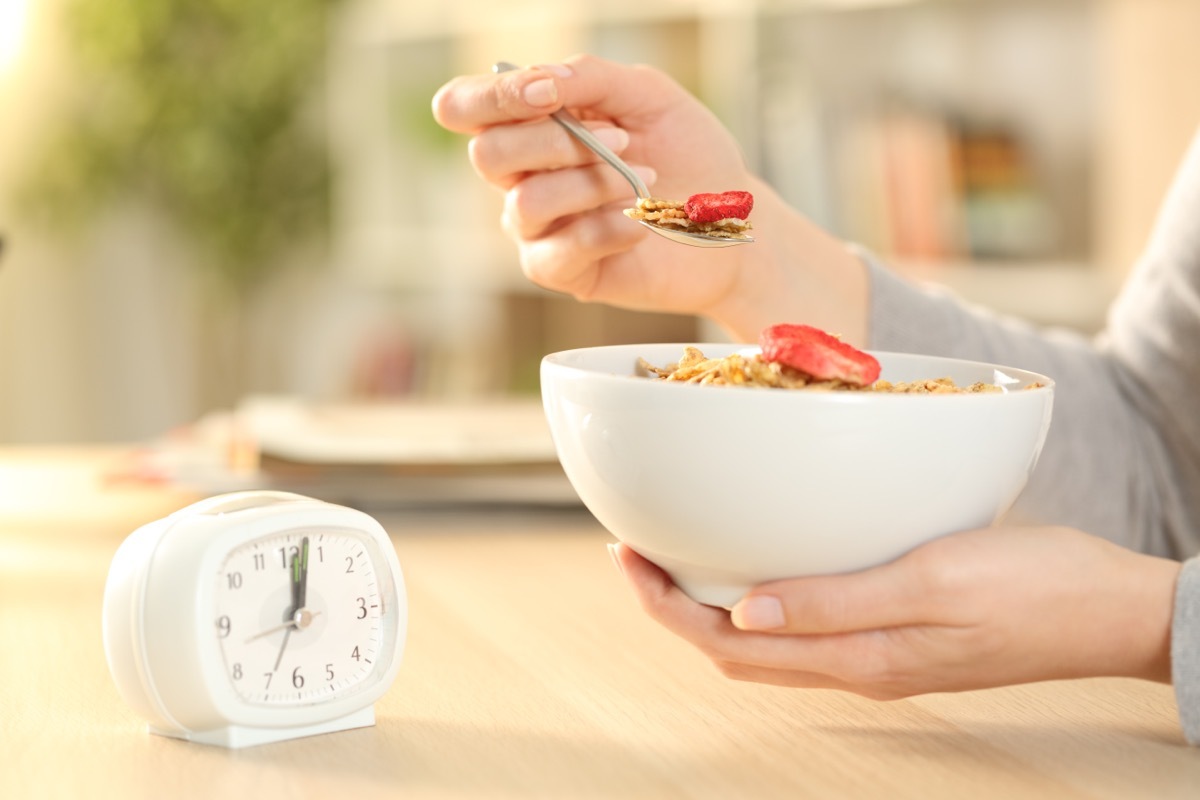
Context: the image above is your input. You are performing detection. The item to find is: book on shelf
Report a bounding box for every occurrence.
[830,107,1056,268]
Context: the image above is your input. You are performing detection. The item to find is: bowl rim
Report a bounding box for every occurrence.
[541,342,1055,398]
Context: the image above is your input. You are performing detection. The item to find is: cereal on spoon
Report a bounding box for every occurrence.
[624,191,754,241]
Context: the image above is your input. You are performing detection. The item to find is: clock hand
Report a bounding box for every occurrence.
[244,543,322,646]
[269,603,325,669]
[272,626,292,672]
[244,544,315,646]
[245,620,292,643]
[272,550,301,669]
[289,544,301,614]
[242,610,324,644]
[296,536,310,611]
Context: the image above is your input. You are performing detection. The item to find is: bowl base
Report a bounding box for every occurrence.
[672,579,751,610]
[628,546,754,608]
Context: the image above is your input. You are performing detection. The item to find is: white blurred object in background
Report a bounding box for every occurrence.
[0,0,30,71]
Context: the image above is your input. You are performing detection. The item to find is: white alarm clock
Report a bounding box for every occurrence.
[102,491,407,748]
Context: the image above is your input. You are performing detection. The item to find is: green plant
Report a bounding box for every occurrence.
[23,0,338,292]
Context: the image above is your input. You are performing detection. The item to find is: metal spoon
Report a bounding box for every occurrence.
[492,62,753,249]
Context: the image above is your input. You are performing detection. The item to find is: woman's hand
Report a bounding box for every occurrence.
[432,54,869,345]
[611,526,1181,698]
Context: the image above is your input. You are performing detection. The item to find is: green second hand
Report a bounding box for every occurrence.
[297,536,309,610]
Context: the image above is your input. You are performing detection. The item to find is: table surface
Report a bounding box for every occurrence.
[3,446,1199,799]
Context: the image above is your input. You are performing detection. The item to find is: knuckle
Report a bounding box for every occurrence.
[900,542,961,602]
[801,590,849,632]
[518,242,569,292]
[504,182,538,226]
[628,62,658,82]
[569,52,598,71]
[498,207,520,242]
[493,77,530,118]
[429,78,465,127]
[836,637,901,688]
[516,252,546,288]
[518,255,550,287]
[467,135,500,182]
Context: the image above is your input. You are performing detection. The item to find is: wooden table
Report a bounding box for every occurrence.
[3,447,1199,799]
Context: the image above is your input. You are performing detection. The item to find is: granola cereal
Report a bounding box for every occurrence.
[624,194,754,240]
[639,346,1043,394]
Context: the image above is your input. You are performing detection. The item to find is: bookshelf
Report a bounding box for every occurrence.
[4,0,1196,444]
[324,0,1200,398]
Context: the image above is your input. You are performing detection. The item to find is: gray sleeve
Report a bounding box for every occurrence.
[865,259,1173,556]
[862,125,1200,562]
[1174,557,1200,745]
[861,126,1200,742]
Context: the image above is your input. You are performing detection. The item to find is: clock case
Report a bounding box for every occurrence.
[102,491,407,748]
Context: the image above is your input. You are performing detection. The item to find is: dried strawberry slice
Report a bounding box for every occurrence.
[684,191,754,224]
[759,323,881,386]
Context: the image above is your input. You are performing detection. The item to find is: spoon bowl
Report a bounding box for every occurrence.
[493,62,754,249]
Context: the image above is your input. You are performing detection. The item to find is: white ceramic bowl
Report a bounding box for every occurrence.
[541,343,1054,607]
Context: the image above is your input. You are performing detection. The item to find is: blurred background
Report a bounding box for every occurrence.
[1,0,1198,445]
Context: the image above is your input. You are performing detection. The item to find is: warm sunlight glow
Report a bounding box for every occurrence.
[0,0,32,71]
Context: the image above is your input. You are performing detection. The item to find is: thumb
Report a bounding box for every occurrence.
[730,551,938,634]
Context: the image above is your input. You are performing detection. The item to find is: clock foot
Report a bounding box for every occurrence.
[149,705,377,748]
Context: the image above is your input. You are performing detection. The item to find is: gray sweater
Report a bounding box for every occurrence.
[864,127,1200,744]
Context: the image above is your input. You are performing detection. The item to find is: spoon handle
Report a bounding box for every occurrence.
[492,61,650,200]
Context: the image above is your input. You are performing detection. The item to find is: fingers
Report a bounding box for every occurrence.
[612,544,732,635]
[611,544,915,694]
[611,543,864,673]
[611,531,1177,699]
[516,211,647,298]
[468,118,632,188]
[499,159,653,240]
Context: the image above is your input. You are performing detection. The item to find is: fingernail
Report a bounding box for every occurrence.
[523,78,558,107]
[606,542,625,577]
[536,63,573,78]
[592,127,629,152]
[732,595,785,630]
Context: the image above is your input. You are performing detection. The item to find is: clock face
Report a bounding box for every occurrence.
[214,527,388,706]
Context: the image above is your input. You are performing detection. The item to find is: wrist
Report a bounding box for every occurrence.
[1115,551,1181,683]
[705,178,869,345]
